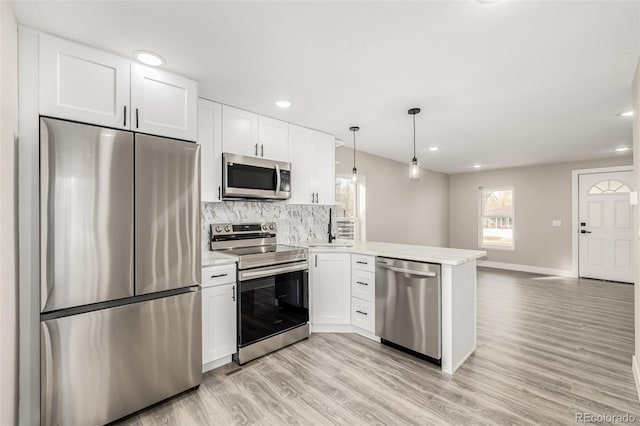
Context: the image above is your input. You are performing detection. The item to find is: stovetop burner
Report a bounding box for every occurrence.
[209,222,308,270]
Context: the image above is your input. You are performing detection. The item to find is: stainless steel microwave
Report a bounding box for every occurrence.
[222,153,291,200]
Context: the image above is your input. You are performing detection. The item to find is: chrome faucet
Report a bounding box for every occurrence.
[328,208,336,243]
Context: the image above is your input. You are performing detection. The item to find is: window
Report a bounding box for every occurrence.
[479,187,514,249]
[588,180,630,194]
[335,175,366,240]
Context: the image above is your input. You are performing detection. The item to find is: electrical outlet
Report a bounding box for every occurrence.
[552,220,561,227]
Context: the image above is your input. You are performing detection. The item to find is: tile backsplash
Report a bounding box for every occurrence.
[201,201,331,251]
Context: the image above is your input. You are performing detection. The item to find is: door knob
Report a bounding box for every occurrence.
[580,230,592,234]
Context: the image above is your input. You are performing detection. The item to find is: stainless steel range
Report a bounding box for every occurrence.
[210,222,309,364]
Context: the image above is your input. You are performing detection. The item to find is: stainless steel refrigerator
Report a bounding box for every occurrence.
[39,117,202,426]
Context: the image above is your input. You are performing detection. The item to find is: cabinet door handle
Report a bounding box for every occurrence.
[315,193,319,203]
[261,144,264,157]
[232,285,236,302]
[356,310,368,316]
[356,261,368,265]
[356,281,368,286]
[255,143,258,156]
[315,254,318,268]
[218,186,221,200]
[211,273,228,278]
[311,193,315,203]
[135,108,139,128]
[123,105,127,127]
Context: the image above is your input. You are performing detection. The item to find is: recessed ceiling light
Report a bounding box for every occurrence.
[620,110,634,117]
[472,164,482,169]
[275,100,292,109]
[428,146,439,152]
[134,50,164,67]
[614,146,631,152]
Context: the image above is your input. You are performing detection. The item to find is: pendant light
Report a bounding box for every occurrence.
[408,108,421,181]
[350,126,360,182]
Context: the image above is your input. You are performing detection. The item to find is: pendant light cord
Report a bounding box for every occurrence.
[353,130,356,170]
[412,114,417,161]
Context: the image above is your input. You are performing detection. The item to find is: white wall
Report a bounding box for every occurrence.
[335,147,449,247]
[449,156,632,273]
[632,60,640,396]
[0,2,19,425]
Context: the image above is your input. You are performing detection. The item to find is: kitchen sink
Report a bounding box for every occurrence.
[307,242,354,248]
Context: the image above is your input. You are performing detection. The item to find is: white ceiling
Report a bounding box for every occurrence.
[13,0,640,173]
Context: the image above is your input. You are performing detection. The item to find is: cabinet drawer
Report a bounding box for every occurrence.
[351,270,375,302]
[351,298,375,333]
[352,254,375,272]
[201,264,236,288]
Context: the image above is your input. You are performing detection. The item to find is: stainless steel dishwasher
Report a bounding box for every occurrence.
[375,257,441,363]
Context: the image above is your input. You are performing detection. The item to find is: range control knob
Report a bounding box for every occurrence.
[224,225,231,232]
[269,224,276,231]
[262,224,268,231]
[215,226,222,233]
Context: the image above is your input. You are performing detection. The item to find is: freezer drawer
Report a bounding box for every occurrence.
[40,117,134,312]
[41,290,202,426]
[135,134,201,295]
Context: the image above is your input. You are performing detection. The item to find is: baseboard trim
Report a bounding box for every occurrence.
[477,260,576,278]
[450,346,476,375]
[203,355,232,373]
[633,355,640,403]
[310,323,380,342]
[310,323,356,333]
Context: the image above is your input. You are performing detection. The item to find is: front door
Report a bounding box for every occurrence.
[578,170,634,283]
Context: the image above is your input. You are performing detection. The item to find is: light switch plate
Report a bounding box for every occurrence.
[630,191,638,206]
[552,220,561,227]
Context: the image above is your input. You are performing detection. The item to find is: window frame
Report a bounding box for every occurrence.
[478,185,515,251]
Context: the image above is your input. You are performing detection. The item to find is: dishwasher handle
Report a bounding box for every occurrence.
[377,264,437,278]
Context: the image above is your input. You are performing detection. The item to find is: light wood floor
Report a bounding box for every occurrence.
[118,268,638,425]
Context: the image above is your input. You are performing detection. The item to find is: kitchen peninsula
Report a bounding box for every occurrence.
[303,241,486,375]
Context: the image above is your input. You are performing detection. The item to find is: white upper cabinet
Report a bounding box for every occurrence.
[289,124,335,205]
[258,115,289,162]
[131,63,198,141]
[313,131,336,205]
[198,98,223,202]
[39,33,198,140]
[222,105,259,157]
[222,105,289,162]
[39,33,130,129]
[289,124,314,204]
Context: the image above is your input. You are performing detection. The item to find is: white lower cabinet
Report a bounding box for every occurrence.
[351,298,375,333]
[202,266,237,371]
[351,269,375,302]
[310,253,351,324]
[351,255,376,335]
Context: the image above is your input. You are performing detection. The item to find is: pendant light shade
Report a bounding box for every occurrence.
[409,157,420,180]
[408,108,421,181]
[350,126,359,182]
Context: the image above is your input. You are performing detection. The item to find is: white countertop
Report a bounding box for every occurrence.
[297,240,486,266]
[201,251,238,267]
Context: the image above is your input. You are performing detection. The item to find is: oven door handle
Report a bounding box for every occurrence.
[239,262,308,281]
[275,164,281,196]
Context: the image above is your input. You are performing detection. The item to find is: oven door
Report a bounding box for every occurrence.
[238,261,308,348]
[222,153,291,200]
